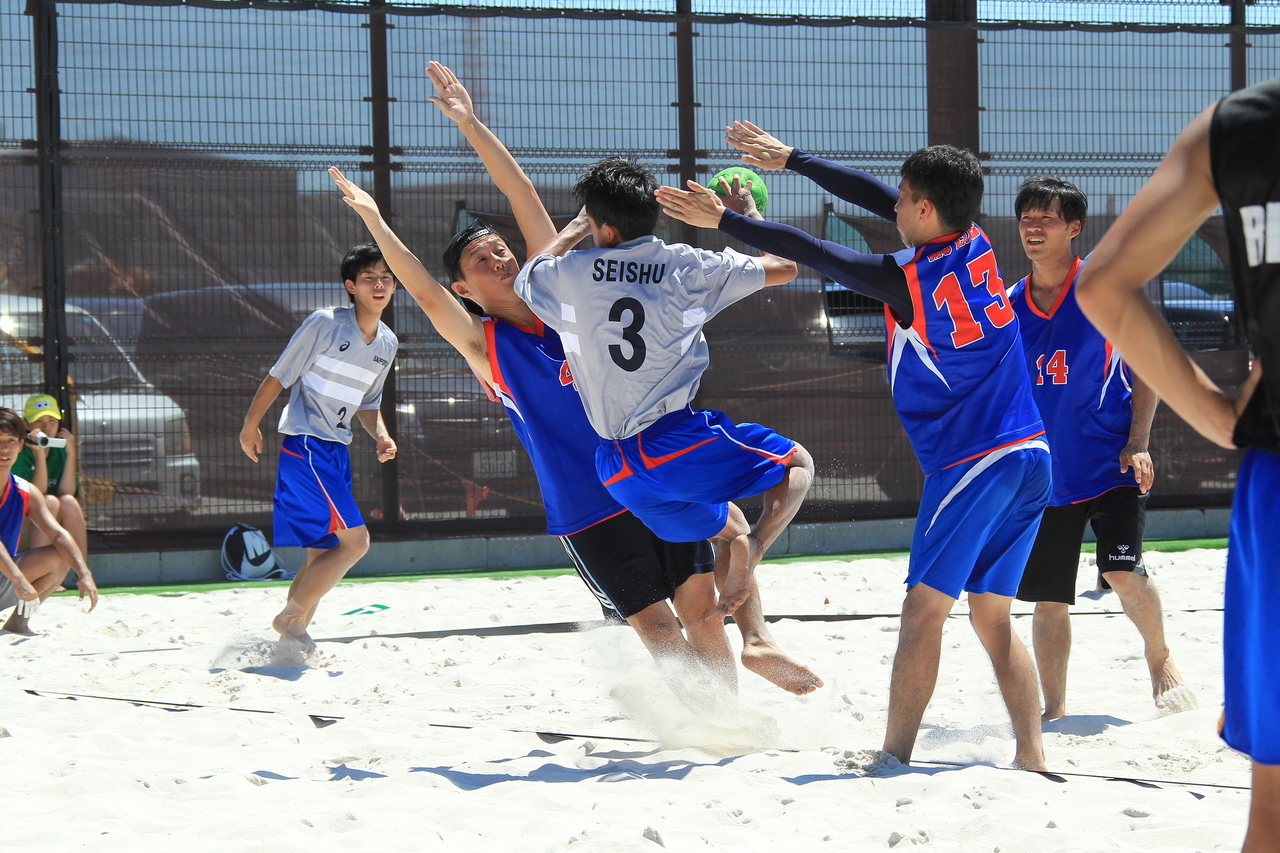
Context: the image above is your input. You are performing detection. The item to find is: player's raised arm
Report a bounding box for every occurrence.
[725,121,793,171]
[329,167,492,383]
[655,181,796,287]
[530,208,592,260]
[728,121,899,222]
[1076,106,1237,448]
[427,61,557,261]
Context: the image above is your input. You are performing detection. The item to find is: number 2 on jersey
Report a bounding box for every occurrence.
[931,250,1015,348]
[608,297,647,372]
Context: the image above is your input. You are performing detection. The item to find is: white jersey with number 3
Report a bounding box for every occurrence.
[515,235,766,440]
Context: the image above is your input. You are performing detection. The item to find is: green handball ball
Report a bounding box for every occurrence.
[708,167,769,214]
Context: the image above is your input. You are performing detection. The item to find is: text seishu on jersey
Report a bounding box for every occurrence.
[592,259,666,284]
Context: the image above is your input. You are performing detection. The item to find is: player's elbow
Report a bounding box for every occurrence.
[1073,266,1111,320]
[762,256,798,287]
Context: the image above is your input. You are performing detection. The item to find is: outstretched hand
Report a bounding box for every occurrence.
[711,173,761,219]
[726,120,793,171]
[427,60,475,124]
[655,181,728,229]
[329,166,379,219]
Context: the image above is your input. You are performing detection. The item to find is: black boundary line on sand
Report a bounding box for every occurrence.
[914,759,1249,792]
[23,689,652,743]
[24,690,1247,792]
[311,607,1226,644]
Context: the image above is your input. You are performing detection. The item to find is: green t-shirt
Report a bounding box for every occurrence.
[12,445,74,495]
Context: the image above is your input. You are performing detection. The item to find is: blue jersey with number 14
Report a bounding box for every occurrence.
[1009,257,1137,505]
[887,225,1044,474]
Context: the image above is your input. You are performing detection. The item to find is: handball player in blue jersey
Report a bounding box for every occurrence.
[325,62,821,695]
[239,245,399,649]
[1078,77,1280,853]
[0,407,97,635]
[1008,177,1191,721]
[659,125,1049,770]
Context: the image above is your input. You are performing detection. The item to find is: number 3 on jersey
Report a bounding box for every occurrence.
[931,250,1015,348]
[608,297,647,372]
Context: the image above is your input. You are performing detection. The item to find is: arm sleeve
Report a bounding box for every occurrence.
[268,311,326,387]
[719,210,914,324]
[787,148,900,222]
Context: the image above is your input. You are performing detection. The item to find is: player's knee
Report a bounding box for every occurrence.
[678,594,720,629]
[630,605,682,641]
[1100,569,1142,593]
[715,505,750,541]
[338,526,370,556]
[57,494,84,519]
[788,443,814,478]
[43,494,61,518]
[968,608,1012,640]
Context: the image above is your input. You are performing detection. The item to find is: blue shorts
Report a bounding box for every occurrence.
[907,440,1051,599]
[597,407,796,543]
[1222,447,1280,765]
[273,434,364,550]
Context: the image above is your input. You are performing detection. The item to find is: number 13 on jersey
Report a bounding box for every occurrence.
[931,250,1015,348]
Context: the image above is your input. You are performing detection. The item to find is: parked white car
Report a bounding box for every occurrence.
[0,294,201,526]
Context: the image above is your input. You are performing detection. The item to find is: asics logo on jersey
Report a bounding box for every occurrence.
[339,341,351,351]
[1240,202,1280,267]
[591,258,666,284]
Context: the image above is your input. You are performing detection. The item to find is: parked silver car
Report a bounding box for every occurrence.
[0,294,201,526]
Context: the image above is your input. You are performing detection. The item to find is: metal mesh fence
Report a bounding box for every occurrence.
[1,0,1259,544]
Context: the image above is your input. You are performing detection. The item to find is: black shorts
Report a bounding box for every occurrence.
[559,511,714,619]
[1016,486,1147,605]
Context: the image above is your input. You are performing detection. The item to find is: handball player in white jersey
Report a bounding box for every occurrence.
[514,157,813,621]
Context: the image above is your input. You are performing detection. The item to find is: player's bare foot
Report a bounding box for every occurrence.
[1011,756,1050,773]
[272,610,316,651]
[1149,653,1195,712]
[1,615,34,635]
[741,639,823,695]
[1041,705,1066,723]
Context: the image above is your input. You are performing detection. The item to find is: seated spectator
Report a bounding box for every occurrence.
[0,406,97,633]
[13,395,87,587]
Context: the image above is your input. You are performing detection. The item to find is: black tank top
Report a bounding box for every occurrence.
[1211,77,1280,452]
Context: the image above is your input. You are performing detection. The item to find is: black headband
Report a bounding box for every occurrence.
[442,223,497,281]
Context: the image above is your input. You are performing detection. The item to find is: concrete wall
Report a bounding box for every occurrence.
[88,508,1233,588]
